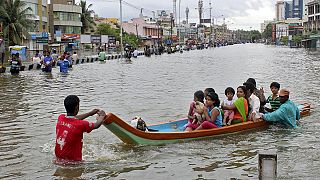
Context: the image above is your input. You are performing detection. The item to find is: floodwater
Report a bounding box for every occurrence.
[0,44,320,179]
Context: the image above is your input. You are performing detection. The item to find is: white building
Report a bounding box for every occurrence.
[303,0,314,22]
[261,20,273,32]
[276,1,286,21]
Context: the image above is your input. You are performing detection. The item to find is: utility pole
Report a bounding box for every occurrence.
[198,0,203,43]
[135,24,138,38]
[173,0,177,26]
[209,0,212,46]
[120,0,123,58]
[178,0,181,45]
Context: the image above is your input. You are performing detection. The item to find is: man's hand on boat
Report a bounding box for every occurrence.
[94,110,108,129]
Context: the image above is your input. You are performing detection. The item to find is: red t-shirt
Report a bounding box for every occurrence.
[55,114,94,161]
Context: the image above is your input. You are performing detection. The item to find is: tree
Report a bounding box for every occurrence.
[96,23,140,47]
[0,0,33,46]
[262,23,273,39]
[280,36,288,45]
[79,0,95,34]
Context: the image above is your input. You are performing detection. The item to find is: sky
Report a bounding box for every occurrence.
[78,0,275,31]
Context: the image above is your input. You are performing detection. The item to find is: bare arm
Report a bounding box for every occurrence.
[76,109,99,120]
[93,110,107,129]
[221,104,236,110]
[203,107,220,123]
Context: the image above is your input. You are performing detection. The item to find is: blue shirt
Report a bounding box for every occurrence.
[44,56,53,65]
[208,107,223,128]
[263,100,300,129]
[58,59,70,73]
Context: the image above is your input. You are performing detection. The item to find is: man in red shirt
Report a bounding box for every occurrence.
[55,95,107,162]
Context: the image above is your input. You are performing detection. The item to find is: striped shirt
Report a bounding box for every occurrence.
[267,95,281,111]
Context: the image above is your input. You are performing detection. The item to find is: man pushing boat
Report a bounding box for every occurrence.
[54,95,108,162]
[260,88,300,128]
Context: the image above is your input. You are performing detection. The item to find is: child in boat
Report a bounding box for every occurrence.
[221,86,249,124]
[265,82,281,112]
[55,95,107,162]
[204,88,215,98]
[185,90,205,131]
[222,87,236,126]
[195,92,223,130]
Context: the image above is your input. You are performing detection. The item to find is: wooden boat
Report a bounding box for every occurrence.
[103,103,311,145]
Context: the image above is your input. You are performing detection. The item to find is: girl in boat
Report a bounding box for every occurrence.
[185,90,205,131]
[221,86,249,124]
[195,92,223,130]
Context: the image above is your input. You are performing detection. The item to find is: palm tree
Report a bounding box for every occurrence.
[0,0,33,46]
[79,0,95,34]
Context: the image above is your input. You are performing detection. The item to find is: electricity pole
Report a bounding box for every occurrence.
[209,0,212,46]
[120,0,123,58]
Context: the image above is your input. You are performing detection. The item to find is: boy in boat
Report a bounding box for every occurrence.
[55,95,108,162]
[261,88,300,128]
[265,82,281,112]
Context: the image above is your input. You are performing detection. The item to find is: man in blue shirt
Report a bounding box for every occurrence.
[42,51,53,73]
[261,88,300,128]
[57,55,70,73]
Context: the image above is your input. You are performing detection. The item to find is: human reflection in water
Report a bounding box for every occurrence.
[53,166,85,179]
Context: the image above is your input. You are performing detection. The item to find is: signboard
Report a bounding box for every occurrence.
[157,10,170,17]
[80,34,91,43]
[91,35,101,43]
[108,36,116,44]
[101,35,109,44]
[62,34,80,40]
[9,46,27,60]
[200,19,211,23]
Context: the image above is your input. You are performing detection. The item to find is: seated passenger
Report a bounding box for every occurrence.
[221,86,249,124]
[222,87,236,126]
[185,90,205,131]
[204,88,215,98]
[265,82,281,112]
[243,82,260,121]
[195,92,223,130]
[245,78,266,112]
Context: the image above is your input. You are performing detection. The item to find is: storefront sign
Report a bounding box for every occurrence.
[62,34,80,40]
[91,35,101,43]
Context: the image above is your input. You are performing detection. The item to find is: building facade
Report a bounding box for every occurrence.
[292,0,303,19]
[122,18,163,46]
[276,1,286,21]
[49,0,82,47]
[23,0,49,50]
[304,1,320,33]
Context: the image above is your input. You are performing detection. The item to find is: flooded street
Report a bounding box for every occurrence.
[1,44,320,179]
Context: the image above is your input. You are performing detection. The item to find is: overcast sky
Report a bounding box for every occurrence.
[79,0,275,31]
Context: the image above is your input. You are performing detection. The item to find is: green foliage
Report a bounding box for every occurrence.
[262,23,273,39]
[250,30,261,41]
[79,0,95,34]
[281,36,288,45]
[292,35,302,44]
[96,23,140,47]
[0,0,34,46]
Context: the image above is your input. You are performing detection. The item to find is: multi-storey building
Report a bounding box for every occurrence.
[304,0,320,33]
[23,0,49,50]
[48,0,82,48]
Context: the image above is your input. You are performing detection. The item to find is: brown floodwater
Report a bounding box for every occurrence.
[0,44,319,179]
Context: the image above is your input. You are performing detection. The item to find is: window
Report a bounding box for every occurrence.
[308,6,314,15]
[25,2,38,15]
[53,12,81,21]
[316,4,320,14]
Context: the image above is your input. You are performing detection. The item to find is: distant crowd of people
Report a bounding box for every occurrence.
[9,50,80,75]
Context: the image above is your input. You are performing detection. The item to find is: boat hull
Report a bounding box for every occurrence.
[103,103,311,145]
